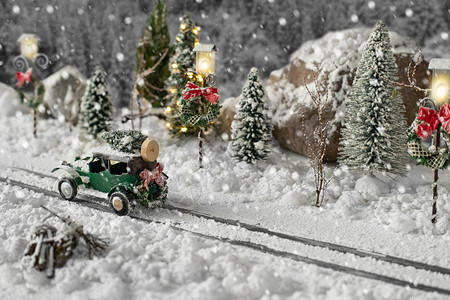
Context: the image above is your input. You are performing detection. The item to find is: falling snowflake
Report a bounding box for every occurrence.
[351,14,359,23]
[375,47,383,58]
[441,32,449,40]
[12,5,20,14]
[116,52,125,62]
[222,12,229,19]
[397,186,406,193]
[369,78,380,87]
[124,17,132,24]
[368,1,375,9]
[279,17,287,26]
[222,184,230,192]
[405,8,413,17]
[46,5,54,14]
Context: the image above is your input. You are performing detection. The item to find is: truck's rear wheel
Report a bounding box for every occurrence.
[109,190,132,216]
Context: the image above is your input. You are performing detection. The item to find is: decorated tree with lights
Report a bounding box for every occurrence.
[135,0,171,108]
[339,20,408,175]
[80,66,113,138]
[165,15,200,137]
[229,67,273,163]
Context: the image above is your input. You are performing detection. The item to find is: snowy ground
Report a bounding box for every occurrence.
[0,111,450,300]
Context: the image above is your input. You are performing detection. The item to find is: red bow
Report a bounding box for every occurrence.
[15,68,33,89]
[182,82,218,104]
[139,163,165,190]
[415,104,450,140]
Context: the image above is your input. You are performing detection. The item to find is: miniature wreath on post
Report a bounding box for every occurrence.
[407,98,450,169]
[179,82,221,127]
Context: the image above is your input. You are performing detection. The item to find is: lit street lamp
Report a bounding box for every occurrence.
[429,59,450,106]
[193,43,217,87]
[13,33,50,72]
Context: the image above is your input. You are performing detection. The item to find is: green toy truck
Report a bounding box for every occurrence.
[53,145,168,216]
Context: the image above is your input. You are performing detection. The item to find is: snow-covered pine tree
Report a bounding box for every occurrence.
[80,66,113,138]
[230,67,273,163]
[338,20,408,175]
[101,130,147,153]
[165,15,200,137]
[136,0,171,108]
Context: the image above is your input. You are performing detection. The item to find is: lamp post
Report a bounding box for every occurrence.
[428,58,450,223]
[13,34,49,138]
[14,34,50,72]
[194,44,217,168]
[193,43,217,88]
[179,43,220,168]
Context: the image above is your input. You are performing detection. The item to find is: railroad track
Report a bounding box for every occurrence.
[1,168,450,296]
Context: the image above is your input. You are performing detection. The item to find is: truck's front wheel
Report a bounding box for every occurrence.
[57,178,77,201]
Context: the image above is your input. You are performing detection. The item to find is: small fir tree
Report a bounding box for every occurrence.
[101,130,147,153]
[339,20,408,175]
[136,0,171,108]
[80,66,113,138]
[165,15,200,137]
[229,67,273,163]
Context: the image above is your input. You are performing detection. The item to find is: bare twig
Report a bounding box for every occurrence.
[301,76,333,207]
[378,50,430,94]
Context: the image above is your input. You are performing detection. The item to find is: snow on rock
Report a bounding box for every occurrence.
[215,96,239,137]
[266,27,429,161]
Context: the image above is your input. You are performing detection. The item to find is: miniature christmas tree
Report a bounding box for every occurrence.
[229,67,273,163]
[135,0,171,108]
[339,20,408,175]
[80,66,113,138]
[165,15,200,137]
[101,130,147,153]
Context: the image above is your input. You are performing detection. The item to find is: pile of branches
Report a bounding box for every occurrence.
[23,206,109,278]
